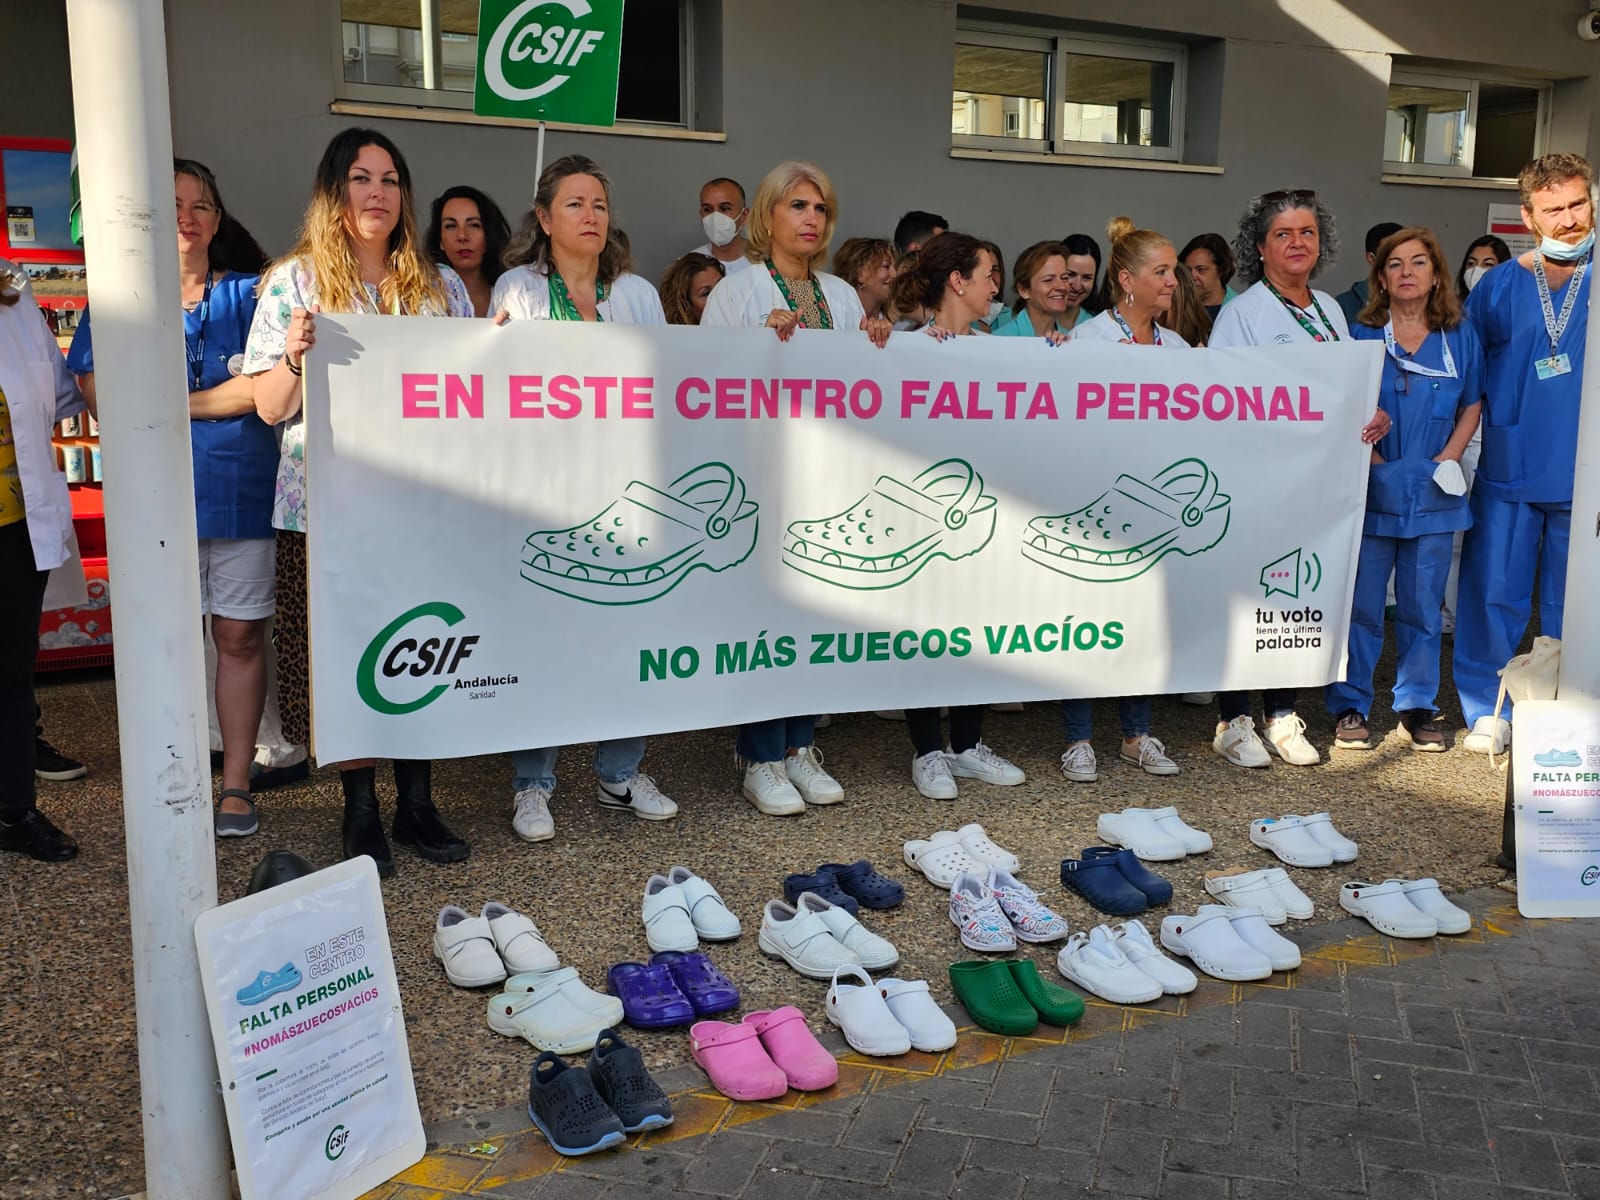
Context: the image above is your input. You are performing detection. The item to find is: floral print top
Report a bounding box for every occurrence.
[243,257,473,532]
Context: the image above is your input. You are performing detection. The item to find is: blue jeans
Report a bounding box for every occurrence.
[1061,696,1152,743]
[510,737,646,793]
[736,716,816,763]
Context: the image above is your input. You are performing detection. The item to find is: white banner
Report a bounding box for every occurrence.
[306,315,1381,762]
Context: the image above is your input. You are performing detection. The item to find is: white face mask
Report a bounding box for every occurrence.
[1539,229,1594,262]
[702,211,739,247]
[1462,264,1489,292]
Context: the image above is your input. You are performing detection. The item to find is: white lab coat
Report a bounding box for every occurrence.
[1072,310,1191,348]
[491,268,667,324]
[0,260,85,574]
[1209,279,1349,347]
[686,243,754,274]
[701,264,866,331]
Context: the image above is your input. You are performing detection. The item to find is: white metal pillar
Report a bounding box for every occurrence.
[63,2,231,1196]
[1564,260,1600,700]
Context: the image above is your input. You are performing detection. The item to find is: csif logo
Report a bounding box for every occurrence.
[325,1123,350,1161]
[357,602,479,715]
[1582,865,1600,887]
[474,0,625,126]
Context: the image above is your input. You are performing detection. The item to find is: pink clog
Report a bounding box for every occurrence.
[743,1006,839,1091]
[689,1020,788,1100]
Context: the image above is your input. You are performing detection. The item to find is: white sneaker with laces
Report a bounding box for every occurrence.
[947,742,1026,786]
[511,785,555,842]
[786,746,844,805]
[1263,712,1321,766]
[911,751,958,800]
[1213,716,1270,768]
[1121,735,1179,777]
[1463,715,1511,755]
[986,868,1069,943]
[947,872,1017,952]
[1060,741,1099,783]
[743,761,805,816]
[597,772,678,821]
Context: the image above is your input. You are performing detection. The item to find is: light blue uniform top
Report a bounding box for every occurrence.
[989,306,1091,337]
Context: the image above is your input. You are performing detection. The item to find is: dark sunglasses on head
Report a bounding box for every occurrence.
[1261,188,1317,207]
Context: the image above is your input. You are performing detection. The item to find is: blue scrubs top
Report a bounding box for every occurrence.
[1463,257,1588,504]
[989,307,1090,337]
[68,272,277,540]
[1350,321,1482,539]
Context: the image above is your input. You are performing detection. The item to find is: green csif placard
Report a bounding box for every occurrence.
[474,0,625,126]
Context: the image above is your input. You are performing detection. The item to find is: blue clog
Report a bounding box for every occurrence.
[1082,846,1173,906]
[649,950,740,1015]
[782,870,859,915]
[527,1052,626,1156]
[605,962,696,1029]
[1059,855,1147,915]
[235,962,301,1006]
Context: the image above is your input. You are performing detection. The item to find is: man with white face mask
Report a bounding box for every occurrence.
[689,177,753,274]
[1455,153,1594,754]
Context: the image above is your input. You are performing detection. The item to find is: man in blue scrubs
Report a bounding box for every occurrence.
[1456,153,1592,752]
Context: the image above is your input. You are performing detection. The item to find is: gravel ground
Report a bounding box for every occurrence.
[2,645,1512,1198]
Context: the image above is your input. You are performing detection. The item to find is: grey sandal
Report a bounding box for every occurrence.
[215,788,259,838]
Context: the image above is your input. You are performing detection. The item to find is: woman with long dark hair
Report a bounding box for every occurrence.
[246,128,475,877]
[423,184,511,318]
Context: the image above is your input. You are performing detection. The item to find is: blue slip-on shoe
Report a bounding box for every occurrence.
[782,869,859,916]
[1060,855,1148,916]
[587,1027,674,1133]
[527,1051,627,1156]
[1083,846,1174,907]
[235,962,301,1006]
[1533,748,1583,768]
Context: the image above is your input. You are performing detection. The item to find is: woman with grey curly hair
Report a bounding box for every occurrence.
[1208,188,1389,773]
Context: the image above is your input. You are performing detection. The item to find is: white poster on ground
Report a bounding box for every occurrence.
[1512,699,1600,918]
[305,315,1381,762]
[195,858,424,1200]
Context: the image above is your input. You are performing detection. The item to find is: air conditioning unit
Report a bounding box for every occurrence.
[345,47,363,61]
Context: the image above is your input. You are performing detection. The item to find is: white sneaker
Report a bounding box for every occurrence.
[1463,715,1511,755]
[1056,925,1162,1004]
[1120,735,1179,777]
[481,901,559,974]
[911,751,958,800]
[641,874,698,953]
[511,785,555,842]
[986,868,1069,943]
[743,761,805,816]
[433,905,508,988]
[597,772,677,820]
[948,743,1026,785]
[786,746,844,805]
[1060,741,1099,783]
[1112,920,1197,994]
[758,898,862,978]
[666,865,742,941]
[1213,717,1270,768]
[947,872,1017,952]
[1263,712,1321,766]
[797,892,898,969]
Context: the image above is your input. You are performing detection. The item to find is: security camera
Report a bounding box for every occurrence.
[1580,10,1600,40]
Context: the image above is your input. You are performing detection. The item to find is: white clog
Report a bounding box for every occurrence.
[1297,812,1359,862]
[488,966,622,1053]
[955,823,1021,873]
[1159,909,1274,981]
[504,966,625,1024]
[825,964,911,1056]
[1096,809,1187,861]
[433,905,508,988]
[1056,925,1163,1004]
[1338,880,1438,938]
[796,891,899,969]
[1148,806,1213,854]
[641,874,698,953]
[480,902,558,975]
[1201,904,1300,971]
[1112,920,1197,994]
[1393,878,1470,935]
[757,898,862,978]
[1262,868,1314,919]
[1202,869,1289,925]
[667,865,743,941]
[1249,817,1335,868]
[878,978,959,1052]
[903,831,985,889]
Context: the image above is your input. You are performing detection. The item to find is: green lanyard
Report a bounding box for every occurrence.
[548,270,607,322]
[765,259,833,330]
[1264,279,1339,342]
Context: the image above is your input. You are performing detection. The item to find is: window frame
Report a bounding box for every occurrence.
[330,0,697,131]
[1384,67,1551,181]
[952,21,1187,164]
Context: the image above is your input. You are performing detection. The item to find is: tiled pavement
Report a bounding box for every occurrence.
[366,890,1600,1200]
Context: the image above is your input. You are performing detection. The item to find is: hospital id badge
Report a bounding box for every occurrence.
[1536,353,1572,380]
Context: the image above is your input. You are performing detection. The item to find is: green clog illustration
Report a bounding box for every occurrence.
[521,461,758,605]
[1023,457,1230,583]
[783,458,996,590]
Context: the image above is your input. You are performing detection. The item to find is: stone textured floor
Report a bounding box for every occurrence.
[6,659,1515,1198]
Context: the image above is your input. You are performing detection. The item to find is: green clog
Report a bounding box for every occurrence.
[1007,959,1084,1026]
[948,960,1038,1036]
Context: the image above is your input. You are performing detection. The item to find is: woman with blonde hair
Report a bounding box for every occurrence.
[1326,226,1482,753]
[659,252,725,325]
[701,160,891,816]
[247,127,475,877]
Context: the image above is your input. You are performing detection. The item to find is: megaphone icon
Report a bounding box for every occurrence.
[1260,547,1321,599]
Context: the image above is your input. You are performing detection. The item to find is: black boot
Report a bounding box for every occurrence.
[392,759,469,864]
[341,766,394,878]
